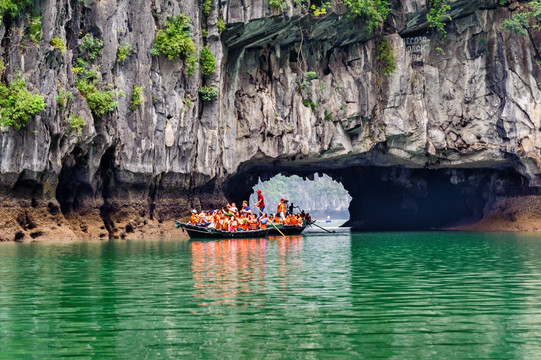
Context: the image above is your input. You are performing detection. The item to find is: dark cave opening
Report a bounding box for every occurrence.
[56,147,94,214]
[223,164,525,231]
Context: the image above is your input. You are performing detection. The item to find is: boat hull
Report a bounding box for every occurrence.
[175,220,270,239]
[268,224,306,236]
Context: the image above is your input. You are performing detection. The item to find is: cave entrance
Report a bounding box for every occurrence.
[223,163,524,231]
[248,174,351,224]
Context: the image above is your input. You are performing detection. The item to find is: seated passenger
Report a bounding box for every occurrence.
[248,214,258,230]
[241,200,252,216]
[189,209,199,225]
[259,213,268,229]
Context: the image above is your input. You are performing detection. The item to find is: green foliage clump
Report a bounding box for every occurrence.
[117,43,133,62]
[130,85,145,111]
[81,33,104,61]
[198,85,218,101]
[0,75,46,130]
[426,0,451,39]
[202,29,208,38]
[152,15,196,61]
[269,0,285,9]
[302,98,318,112]
[0,0,31,19]
[343,0,390,33]
[200,46,216,76]
[67,114,86,137]
[311,2,329,16]
[28,16,42,44]
[376,36,396,76]
[217,17,226,33]
[502,1,541,35]
[73,58,121,117]
[203,0,212,17]
[51,36,66,55]
[56,87,73,111]
[305,71,317,81]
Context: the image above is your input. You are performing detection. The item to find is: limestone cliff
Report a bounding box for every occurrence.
[1,0,540,240]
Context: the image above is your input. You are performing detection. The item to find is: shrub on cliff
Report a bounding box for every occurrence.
[151,15,198,75]
[200,46,216,76]
[0,0,31,19]
[0,75,46,130]
[502,1,541,35]
[67,114,86,137]
[343,0,390,33]
[198,85,218,101]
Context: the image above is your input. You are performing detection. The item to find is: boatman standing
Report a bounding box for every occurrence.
[254,189,265,217]
[277,198,287,222]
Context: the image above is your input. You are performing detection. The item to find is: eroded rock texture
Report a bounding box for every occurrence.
[1,0,540,239]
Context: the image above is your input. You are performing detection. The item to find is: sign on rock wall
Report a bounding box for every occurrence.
[404,36,430,67]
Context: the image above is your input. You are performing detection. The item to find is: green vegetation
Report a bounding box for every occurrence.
[426,0,451,39]
[28,16,42,44]
[202,29,208,38]
[269,0,285,9]
[502,1,541,35]
[51,36,66,55]
[302,98,318,112]
[67,114,86,137]
[217,17,226,33]
[0,0,31,19]
[81,33,103,61]
[152,15,196,60]
[305,71,317,81]
[130,85,145,111]
[376,36,396,76]
[0,60,5,72]
[56,87,73,111]
[151,15,198,75]
[343,0,390,33]
[200,46,216,76]
[311,2,329,16]
[183,95,193,109]
[117,43,133,62]
[0,75,46,130]
[198,85,218,101]
[203,0,212,17]
[73,59,121,117]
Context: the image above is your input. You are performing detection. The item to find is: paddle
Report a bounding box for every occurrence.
[309,220,335,233]
[254,206,286,238]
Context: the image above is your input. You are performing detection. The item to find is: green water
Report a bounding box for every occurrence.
[2,232,541,359]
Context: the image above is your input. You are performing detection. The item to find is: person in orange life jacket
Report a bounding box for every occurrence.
[254,190,265,217]
[248,214,258,230]
[277,198,287,222]
[199,211,211,227]
[189,209,199,225]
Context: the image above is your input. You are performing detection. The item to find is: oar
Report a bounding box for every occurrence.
[309,220,335,233]
[254,206,286,238]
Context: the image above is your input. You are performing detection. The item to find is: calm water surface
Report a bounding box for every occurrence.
[2,232,541,358]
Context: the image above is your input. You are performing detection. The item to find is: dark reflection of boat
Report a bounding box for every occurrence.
[175,220,270,239]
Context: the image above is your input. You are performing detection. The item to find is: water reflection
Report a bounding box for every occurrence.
[190,236,304,306]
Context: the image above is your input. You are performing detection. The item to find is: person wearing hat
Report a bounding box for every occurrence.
[277,198,287,222]
[254,189,265,218]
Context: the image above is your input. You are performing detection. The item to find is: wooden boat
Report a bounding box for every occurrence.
[175,220,270,239]
[267,219,308,236]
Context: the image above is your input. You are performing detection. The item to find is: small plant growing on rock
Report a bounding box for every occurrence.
[117,43,133,62]
[130,85,145,111]
[502,1,541,35]
[305,71,317,81]
[183,95,193,109]
[67,114,86,137]
[56,87,73,111]
[198,85,218,101]
[28,16,42,44]
[376,36,396,76]
[51,36,66,55]
[0,75,46,130]
[202,0,212,17]
[152,15,198,76]
[427,0,451,39]
[200,46,216,76]
[343,0,390,33]
[217,17,226,33]
[269,0,285,9]
[81,33,103,60]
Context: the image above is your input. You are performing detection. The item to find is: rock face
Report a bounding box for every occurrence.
[1,0,540,240]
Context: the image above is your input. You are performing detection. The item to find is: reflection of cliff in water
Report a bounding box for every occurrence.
[190,237,303,306]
